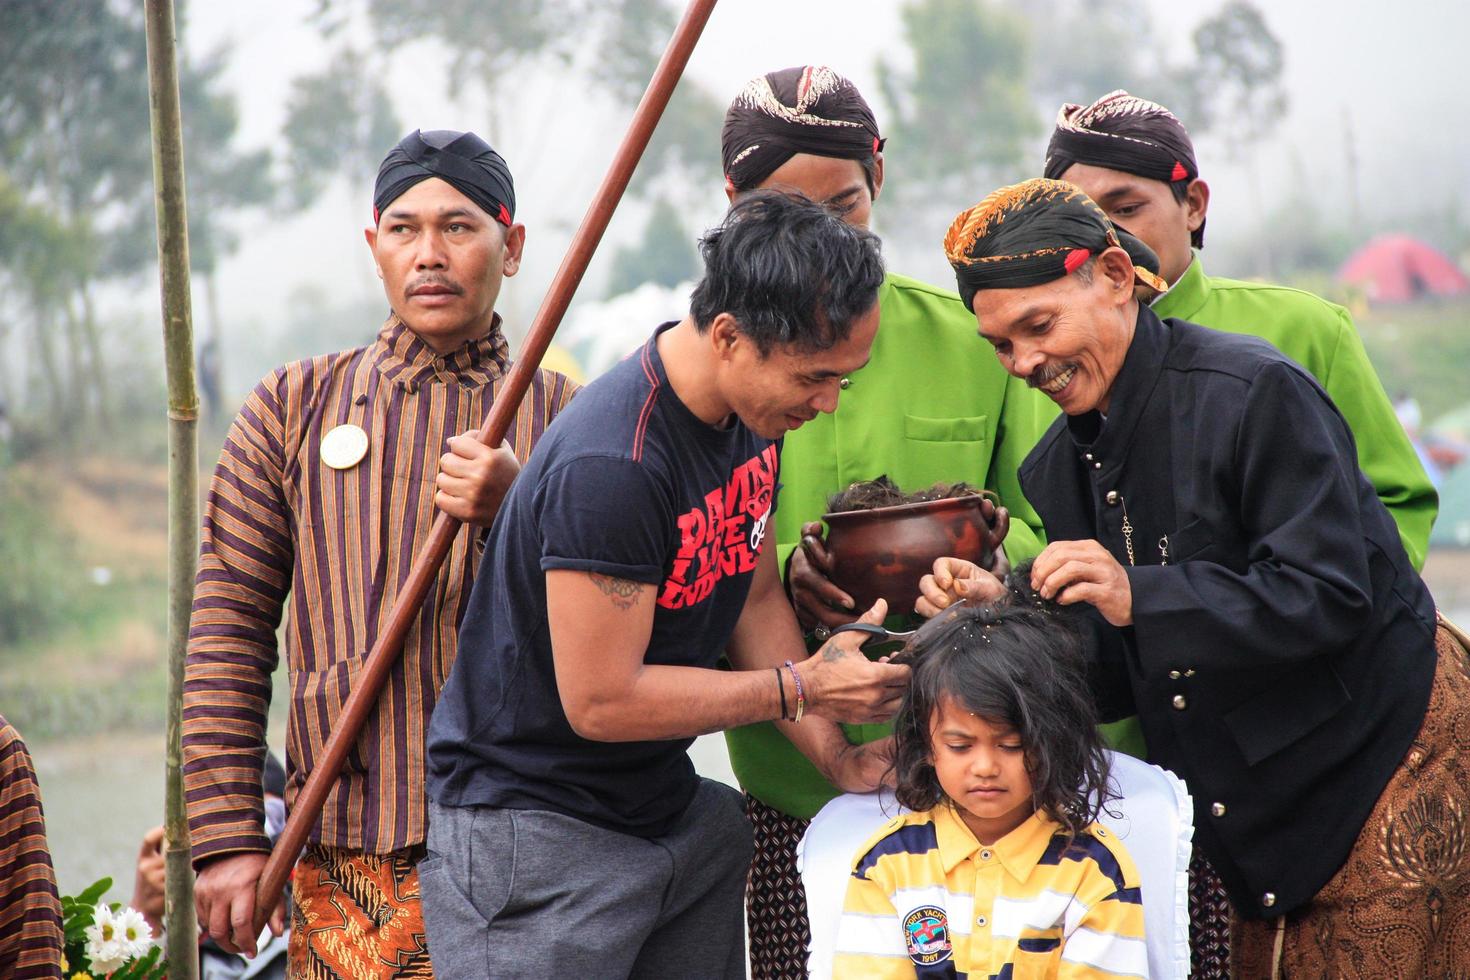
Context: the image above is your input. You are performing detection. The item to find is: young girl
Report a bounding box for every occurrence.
[833,585,1147,979]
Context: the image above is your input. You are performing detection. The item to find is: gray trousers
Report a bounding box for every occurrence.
[421,778,753,979]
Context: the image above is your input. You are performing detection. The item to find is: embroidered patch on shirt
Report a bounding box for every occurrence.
[904,905,953,965]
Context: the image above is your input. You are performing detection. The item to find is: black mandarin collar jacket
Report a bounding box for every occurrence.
[1019,304,1437,918]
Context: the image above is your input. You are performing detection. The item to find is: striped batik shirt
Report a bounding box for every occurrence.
[183,316,577,864]
[837,806,1147,979]
[0,716,63,978]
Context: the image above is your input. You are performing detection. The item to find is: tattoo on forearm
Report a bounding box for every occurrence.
[589,572,643,610]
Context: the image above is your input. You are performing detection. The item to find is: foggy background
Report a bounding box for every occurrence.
[4,0,1470,908]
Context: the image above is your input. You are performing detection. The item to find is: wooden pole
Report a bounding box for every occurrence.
[254,0,720,926]
[142,0,200,976]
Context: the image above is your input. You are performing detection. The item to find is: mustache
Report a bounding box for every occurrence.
[1025,362,1076,389]
[405,274,463,297]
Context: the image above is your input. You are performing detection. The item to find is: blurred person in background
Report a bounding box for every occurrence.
[182,128,577,976]
[717,66,1059,978]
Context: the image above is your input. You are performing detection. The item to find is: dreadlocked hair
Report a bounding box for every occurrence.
[890,562,1113,838]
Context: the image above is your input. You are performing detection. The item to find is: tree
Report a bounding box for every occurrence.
[294,0,723,197]
[288,0,724,306]
[1024,0,1154,110]
[878,0,1038,195]
[0,0,273,438]
[590,0,724,195]
[605,197,699,297]
[1187,0,1287,274]
[1188,0,1287,152]
[281,48,402,209]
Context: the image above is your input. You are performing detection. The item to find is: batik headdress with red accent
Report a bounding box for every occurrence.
[1043,90,1205,246]
[721,65,884,192]
[943,178,1169,310]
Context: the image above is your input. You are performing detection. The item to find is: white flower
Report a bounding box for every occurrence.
[85,904,129,973]
[114,905,154,956]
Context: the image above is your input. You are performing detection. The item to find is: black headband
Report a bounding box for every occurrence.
[373,129,515,227]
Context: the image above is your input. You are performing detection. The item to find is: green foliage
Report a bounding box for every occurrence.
[1358,298,1470,425]
[366,0,580,86]
[1024,0,1155,108]
[179,46,277,275]
[606,198,698,296]
[301,0,722,198]
[878,0,1038,192]
[0,0,154,299]
[0,0,272,443]
[0,471,79,646]
[282,49,402,210]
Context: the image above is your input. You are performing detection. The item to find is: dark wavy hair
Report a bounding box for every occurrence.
[689,189,885,356]
[891,565,1112,836]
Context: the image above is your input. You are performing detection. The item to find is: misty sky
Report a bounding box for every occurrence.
[180,0,1470,350]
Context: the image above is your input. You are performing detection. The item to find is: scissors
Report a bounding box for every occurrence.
[814,621,925,660]
[814,599,969,657]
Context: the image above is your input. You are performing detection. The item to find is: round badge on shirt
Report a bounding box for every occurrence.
[321,424,369,470]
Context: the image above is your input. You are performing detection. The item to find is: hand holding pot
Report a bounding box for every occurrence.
[788,521,858,631]
[978,495,1012,577]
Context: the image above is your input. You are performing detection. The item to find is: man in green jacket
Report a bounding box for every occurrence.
[1045,90,1436,569]
[1042,89,1439,979]
[718,65,1058,979]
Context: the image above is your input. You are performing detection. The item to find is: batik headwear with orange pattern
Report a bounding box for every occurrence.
[943,178,1170,311]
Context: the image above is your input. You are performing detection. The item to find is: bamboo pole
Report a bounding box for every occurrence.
[255,0,720,926]
[142,1,200,976]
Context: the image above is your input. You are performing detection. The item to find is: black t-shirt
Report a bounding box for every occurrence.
[427,323,780,837]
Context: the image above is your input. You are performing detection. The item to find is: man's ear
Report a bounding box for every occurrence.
[364,227,383,280]
[1097,246,1135,304]
[1185,179,1210,234]
[870,154,885,203]
[501,223,526,277]
[709,312,742,359]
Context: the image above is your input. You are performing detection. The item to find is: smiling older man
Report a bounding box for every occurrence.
[922,178,1470,976]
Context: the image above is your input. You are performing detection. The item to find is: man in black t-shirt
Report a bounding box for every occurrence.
[424,192,909,978]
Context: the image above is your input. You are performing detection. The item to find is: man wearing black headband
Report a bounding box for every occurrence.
[720,65,1058,978]
[1044,92,1435,570]
[183,129,577,973]
[928,178,1469,978]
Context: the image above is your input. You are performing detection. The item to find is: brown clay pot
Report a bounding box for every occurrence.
[823,495,993,617]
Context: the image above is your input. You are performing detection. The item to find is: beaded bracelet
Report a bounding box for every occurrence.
[783,660,806,723]
[774,667,789,721]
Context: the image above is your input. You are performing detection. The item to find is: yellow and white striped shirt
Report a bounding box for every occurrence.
[836,805,1147,979]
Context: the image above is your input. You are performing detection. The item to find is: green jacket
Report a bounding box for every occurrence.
[725,272,1058,819]
[1155,255,1437,570]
